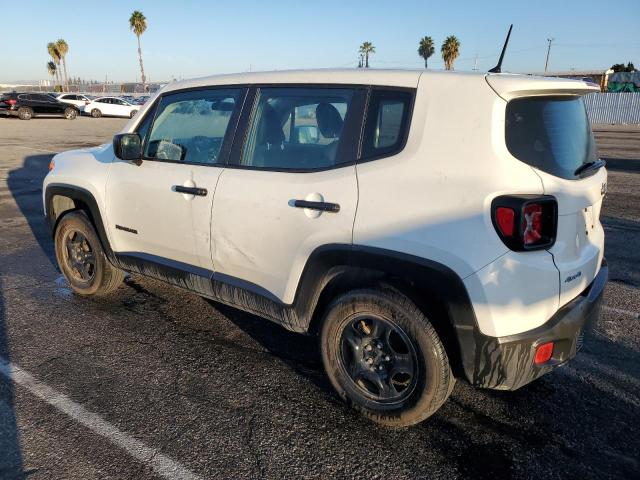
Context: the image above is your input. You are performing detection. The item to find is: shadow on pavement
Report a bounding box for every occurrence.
[0,277,25,478]
[6,154,57,269]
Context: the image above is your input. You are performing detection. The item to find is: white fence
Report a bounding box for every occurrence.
[584,92,640,124]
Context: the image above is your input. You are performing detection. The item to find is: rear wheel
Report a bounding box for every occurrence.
[91,108,102,118]
[18,107,33,120]
[64,107,77,120]
[321,288,454,427]
[54,211,124,295]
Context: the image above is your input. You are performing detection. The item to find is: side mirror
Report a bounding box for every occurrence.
[113,133,142,164]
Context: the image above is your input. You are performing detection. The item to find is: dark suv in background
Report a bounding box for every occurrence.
[0,92,79,120]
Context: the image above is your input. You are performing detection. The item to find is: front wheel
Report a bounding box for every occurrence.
[54,211,124,295]
[91,108,102,118]
[321,288,454,427]
[64,107,77,120]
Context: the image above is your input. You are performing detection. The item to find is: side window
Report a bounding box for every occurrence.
[240,87,354,170]
[362,89,413,159]
[97,98,107,103]
[144,88,241,165]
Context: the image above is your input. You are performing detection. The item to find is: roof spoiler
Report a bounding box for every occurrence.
[486,75,600,101]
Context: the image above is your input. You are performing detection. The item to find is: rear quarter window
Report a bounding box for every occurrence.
[505,96,598,180]
[361,89,413,160]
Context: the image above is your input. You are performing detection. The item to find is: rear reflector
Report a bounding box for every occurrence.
[495,207,515,237]
[534,342,554,364]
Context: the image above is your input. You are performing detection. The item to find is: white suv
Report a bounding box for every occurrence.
[56,93,93,112]
[43,70,608,426]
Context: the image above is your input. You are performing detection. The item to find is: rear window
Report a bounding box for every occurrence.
[505,96,597,180]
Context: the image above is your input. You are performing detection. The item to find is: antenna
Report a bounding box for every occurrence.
[488,24,513,73]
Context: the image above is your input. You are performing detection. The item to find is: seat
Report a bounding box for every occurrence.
[251,103,285,168]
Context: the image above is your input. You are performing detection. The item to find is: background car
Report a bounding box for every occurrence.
[0,92,79,120]
[57,93,93,112]
[84,96,139,118]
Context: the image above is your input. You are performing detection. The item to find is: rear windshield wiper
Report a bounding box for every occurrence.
[574,159,606,177]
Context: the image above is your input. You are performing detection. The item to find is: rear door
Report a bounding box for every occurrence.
[504,95,606,306]
[210,86,365,303]
[25,94,49,114]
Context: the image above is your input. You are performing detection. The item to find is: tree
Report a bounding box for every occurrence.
[129,10,148,90]
[56,39,70,92]
[359,42,375,68]
[46,61,57,87]
[418,36,435,69]
[441,35,461,70]
[47,42,61,88]
[611,62,637,73]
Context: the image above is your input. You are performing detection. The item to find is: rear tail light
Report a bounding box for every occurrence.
[7,99,17,105]
[491,195,557,251]
[534,342,554,364]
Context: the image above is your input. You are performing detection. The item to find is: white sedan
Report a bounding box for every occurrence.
[56,93,93,112]
[85,97,139,118]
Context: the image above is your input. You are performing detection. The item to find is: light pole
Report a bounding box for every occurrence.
[544,38,554,73]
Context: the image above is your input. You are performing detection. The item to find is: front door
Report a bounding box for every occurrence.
[211,86,363,303]
[106,87,245,273]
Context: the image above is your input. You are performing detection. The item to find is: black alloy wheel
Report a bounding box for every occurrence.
[63,230,96,283]
[339,314,418,403]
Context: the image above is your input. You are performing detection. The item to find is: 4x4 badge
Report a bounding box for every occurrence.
[565,271,582,283]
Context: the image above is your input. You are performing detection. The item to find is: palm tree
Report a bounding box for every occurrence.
[46,61,57,88]
[47,42,62,90]
[441,36,461,70]
[359,42,375,68]
[418,36,435,69]
[56,39,70,92]
[129,10,148,90]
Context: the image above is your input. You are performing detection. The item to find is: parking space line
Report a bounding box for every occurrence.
[603,305,639,318]
[0,357,202,480]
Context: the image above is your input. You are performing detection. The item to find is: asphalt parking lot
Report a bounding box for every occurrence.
[0,116,638,479]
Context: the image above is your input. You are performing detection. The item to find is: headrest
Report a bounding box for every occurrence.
[257,103,284,146]
[316,103,344,139]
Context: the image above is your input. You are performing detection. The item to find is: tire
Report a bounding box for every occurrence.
[18,107,33,120]
[91,108,102,118]
[130,110,138,119]
[54,211,124,295]
[64,107,77,120]
[321,288,454,427]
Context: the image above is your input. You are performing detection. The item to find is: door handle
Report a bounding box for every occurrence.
[293,200,340,213]
[173,185,208,196]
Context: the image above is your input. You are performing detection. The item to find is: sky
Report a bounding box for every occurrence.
[1,0,639,83]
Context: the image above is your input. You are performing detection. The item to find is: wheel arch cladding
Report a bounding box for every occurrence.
[302,245,479,380]
[44,184,115,261]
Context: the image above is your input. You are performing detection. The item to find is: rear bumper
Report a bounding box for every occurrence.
[467,259,608,390]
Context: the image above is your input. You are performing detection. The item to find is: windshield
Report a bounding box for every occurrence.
[505,96,598,179]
